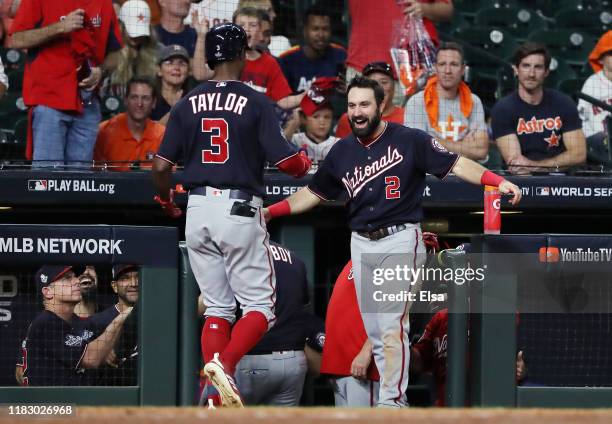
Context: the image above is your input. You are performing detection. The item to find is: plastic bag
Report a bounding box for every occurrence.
[390,7,437,98]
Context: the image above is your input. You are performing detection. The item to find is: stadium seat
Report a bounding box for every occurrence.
[475,7,548,41]
[438,13,470,36]
[0,47,25,71]
[454,27,518,60]
[100,95,125,121]
[0,93,27,127]
[457,0,518,20]
[555,0,609,12]
[545,57,577,89]
[528,29,596,66]
[495,65,516,99]
[7,69,23,94]
[554,8,612,36]
[13,117,27,145]
[557,77,587,102]
[452,27,517,83]
[480,143,505,171]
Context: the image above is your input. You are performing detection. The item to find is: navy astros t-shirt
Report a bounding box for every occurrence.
[491,89,582,161]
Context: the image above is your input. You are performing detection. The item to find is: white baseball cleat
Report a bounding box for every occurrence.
[203,353,244,408]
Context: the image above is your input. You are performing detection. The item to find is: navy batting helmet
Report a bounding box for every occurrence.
[205,23,248,69]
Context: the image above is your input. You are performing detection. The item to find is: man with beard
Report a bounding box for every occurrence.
[74,266,99,318]
[492,42,586,174]
[88,264,139,385]
[264,75,522,407]
[17,266,133,386]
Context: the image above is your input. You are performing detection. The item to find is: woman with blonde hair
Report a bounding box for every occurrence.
[105,0,161,98]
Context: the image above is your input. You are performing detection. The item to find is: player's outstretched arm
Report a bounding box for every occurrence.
[451,156,522,205]
[263,187,321,222]
[81,307,133,369]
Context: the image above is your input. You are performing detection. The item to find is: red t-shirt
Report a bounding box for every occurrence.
[240,52,292,102]
[412,308,448,406]
[335,106,405,138]
[10,0,122,112]
[320,261,380,381]
[347,0,441,73]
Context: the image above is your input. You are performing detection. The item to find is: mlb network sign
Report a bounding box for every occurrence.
[539,246,612,262]
[28,179,116,194]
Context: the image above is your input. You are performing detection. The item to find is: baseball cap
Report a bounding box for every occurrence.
[362,61,394,79]
[35,265,82,289]
[300,96,332,117]
[158,44,190,64]
[113,264,139,280]
[119,0,151,38]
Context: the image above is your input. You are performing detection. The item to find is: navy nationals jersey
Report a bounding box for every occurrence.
[157,80,300,197]
[19,311,95,386]
[308,123,459,231]
[491,89,582,161]
[249,242,310,354]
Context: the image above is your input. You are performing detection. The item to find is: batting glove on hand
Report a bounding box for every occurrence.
[154,190,183,218]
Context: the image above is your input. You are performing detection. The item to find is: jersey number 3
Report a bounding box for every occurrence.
[201,118,229,164]
[385,176,400,199]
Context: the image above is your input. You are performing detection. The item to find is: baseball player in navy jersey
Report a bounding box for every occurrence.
[88,265,139,385]
[152,23,311,407]
[201,242,325,407]
[265,76,522,407]
[18,266,133,386]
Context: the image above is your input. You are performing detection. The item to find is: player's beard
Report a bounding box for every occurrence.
[349,111,382,139]
[80,285,97,302]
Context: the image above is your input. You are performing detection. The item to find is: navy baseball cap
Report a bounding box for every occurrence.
[112,264,139,280]
[362,61,395,80]
[35,265,83,288]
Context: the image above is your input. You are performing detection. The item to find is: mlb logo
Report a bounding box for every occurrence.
[539,247,559,263]
[212,189,223,197]
[216,82,227,87]
[536,187,550,196]
[28,180,48,191]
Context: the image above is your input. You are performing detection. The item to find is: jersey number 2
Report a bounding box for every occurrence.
[385,176,400,199]
[201,118,229,164]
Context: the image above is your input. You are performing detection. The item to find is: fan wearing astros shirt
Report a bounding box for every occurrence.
[491,42,586,175]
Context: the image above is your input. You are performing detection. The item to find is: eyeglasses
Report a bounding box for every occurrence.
[362,61,393,76]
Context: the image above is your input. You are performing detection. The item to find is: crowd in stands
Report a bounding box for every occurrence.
[0,0,609,173]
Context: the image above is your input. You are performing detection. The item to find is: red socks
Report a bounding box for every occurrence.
[220,311,269,375]
[201,317,231,364]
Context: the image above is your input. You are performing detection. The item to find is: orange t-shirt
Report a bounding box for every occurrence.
[320,260,380,381]
[335,105,405,139]
[94,112,165,171]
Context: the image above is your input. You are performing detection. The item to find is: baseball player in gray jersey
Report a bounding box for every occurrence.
[152,24,311,408]
[265,76,521,407]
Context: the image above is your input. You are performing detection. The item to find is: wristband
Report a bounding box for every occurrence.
[480,170,504,187]
[268,199,291,218]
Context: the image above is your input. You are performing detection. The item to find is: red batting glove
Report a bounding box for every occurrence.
[154,191,183,218]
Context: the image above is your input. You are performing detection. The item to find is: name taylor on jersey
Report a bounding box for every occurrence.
[188,92,248,115]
